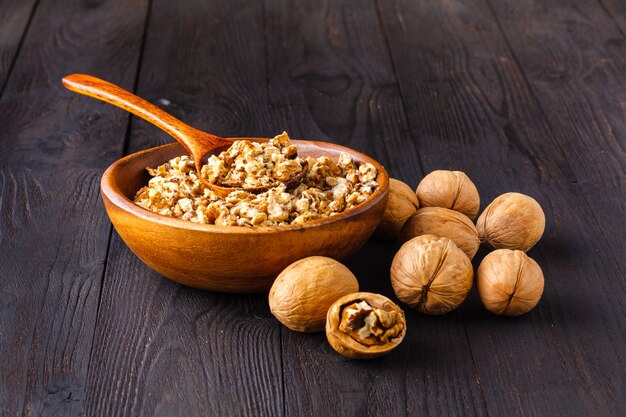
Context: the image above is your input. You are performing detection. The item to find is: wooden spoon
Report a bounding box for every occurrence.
[62,74,308,196]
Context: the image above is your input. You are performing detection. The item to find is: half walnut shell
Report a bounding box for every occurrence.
[326,292,406,359]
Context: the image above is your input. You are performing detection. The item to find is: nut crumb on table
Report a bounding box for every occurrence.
[133,132,379,226]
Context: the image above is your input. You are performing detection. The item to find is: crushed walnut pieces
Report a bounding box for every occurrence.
[338,300,405,346]
[133,132,379,227]
[201,131,305,188]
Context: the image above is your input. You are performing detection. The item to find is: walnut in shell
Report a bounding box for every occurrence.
[390,235,473,314]
[269,256,359,332]
[416,170,480,220]
[476,249,544,316]
[326,292,406,359]
[476,192,545,252]
[374,178,420,239]
[399,207,480,259]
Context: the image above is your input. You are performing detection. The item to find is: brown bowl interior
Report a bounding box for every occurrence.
[101,139,389,293]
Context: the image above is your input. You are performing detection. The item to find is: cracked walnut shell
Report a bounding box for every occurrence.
[416,170,480,220]
[390,235,473,314]
[326,292,406,359]
[269,256,359,333]
[374,178,420,239]
[399,207,480,259]
[476,192,545,252]
[476,249,544,316]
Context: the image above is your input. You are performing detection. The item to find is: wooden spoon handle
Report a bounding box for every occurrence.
[61,74,223,159]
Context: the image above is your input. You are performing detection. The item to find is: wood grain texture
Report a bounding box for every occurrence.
[0,0,149,415]
[84,234,283,416]
[0,0,38,91]
[265,0,424,185]
[485,0,626,263]
[598,0,626,35]
[124,0,277,155]
[83,0,285,415]
[377,0,625,415]
[265,1,487,415]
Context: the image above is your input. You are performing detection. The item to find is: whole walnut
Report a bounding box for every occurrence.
[269,256,359,332]
[476,249,544,316]
[374,178,420,239]
[390,235,473,314]
[476,192,545,252]
[416,170,480,220]
[326,292,406,359]
[399,207,480,259]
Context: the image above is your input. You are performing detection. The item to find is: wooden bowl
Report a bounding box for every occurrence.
[101,140,389,293]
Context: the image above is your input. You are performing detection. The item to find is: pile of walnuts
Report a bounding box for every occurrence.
[267,170,546,360]
[381,170,546,317]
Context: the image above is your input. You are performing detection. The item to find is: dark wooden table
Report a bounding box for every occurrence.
[1,0,624,416]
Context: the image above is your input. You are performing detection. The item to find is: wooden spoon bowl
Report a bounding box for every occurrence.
[102,141,389,293]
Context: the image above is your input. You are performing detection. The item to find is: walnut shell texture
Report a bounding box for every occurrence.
[416,170,480,220]
[390,235,473,314]
[374,178,420,239]
[326,292,406,359]
[399,207,480,259]
[476,192,545,252]
[476,249,544,316]
[269,256,359,332]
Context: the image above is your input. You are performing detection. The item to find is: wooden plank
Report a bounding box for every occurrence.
[0,0,38,90]
[598,0,626,35]
[265,1,488,415]
[0,0,149,415]
[485,0,626,264]
[123,2,277,155]
[377,0,625,415]
[83,1,283,416]
[84,236,282,416]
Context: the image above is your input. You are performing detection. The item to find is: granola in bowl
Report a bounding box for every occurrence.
[133,132,380,227]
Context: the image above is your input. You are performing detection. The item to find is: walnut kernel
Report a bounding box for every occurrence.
[326,292,406,359]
